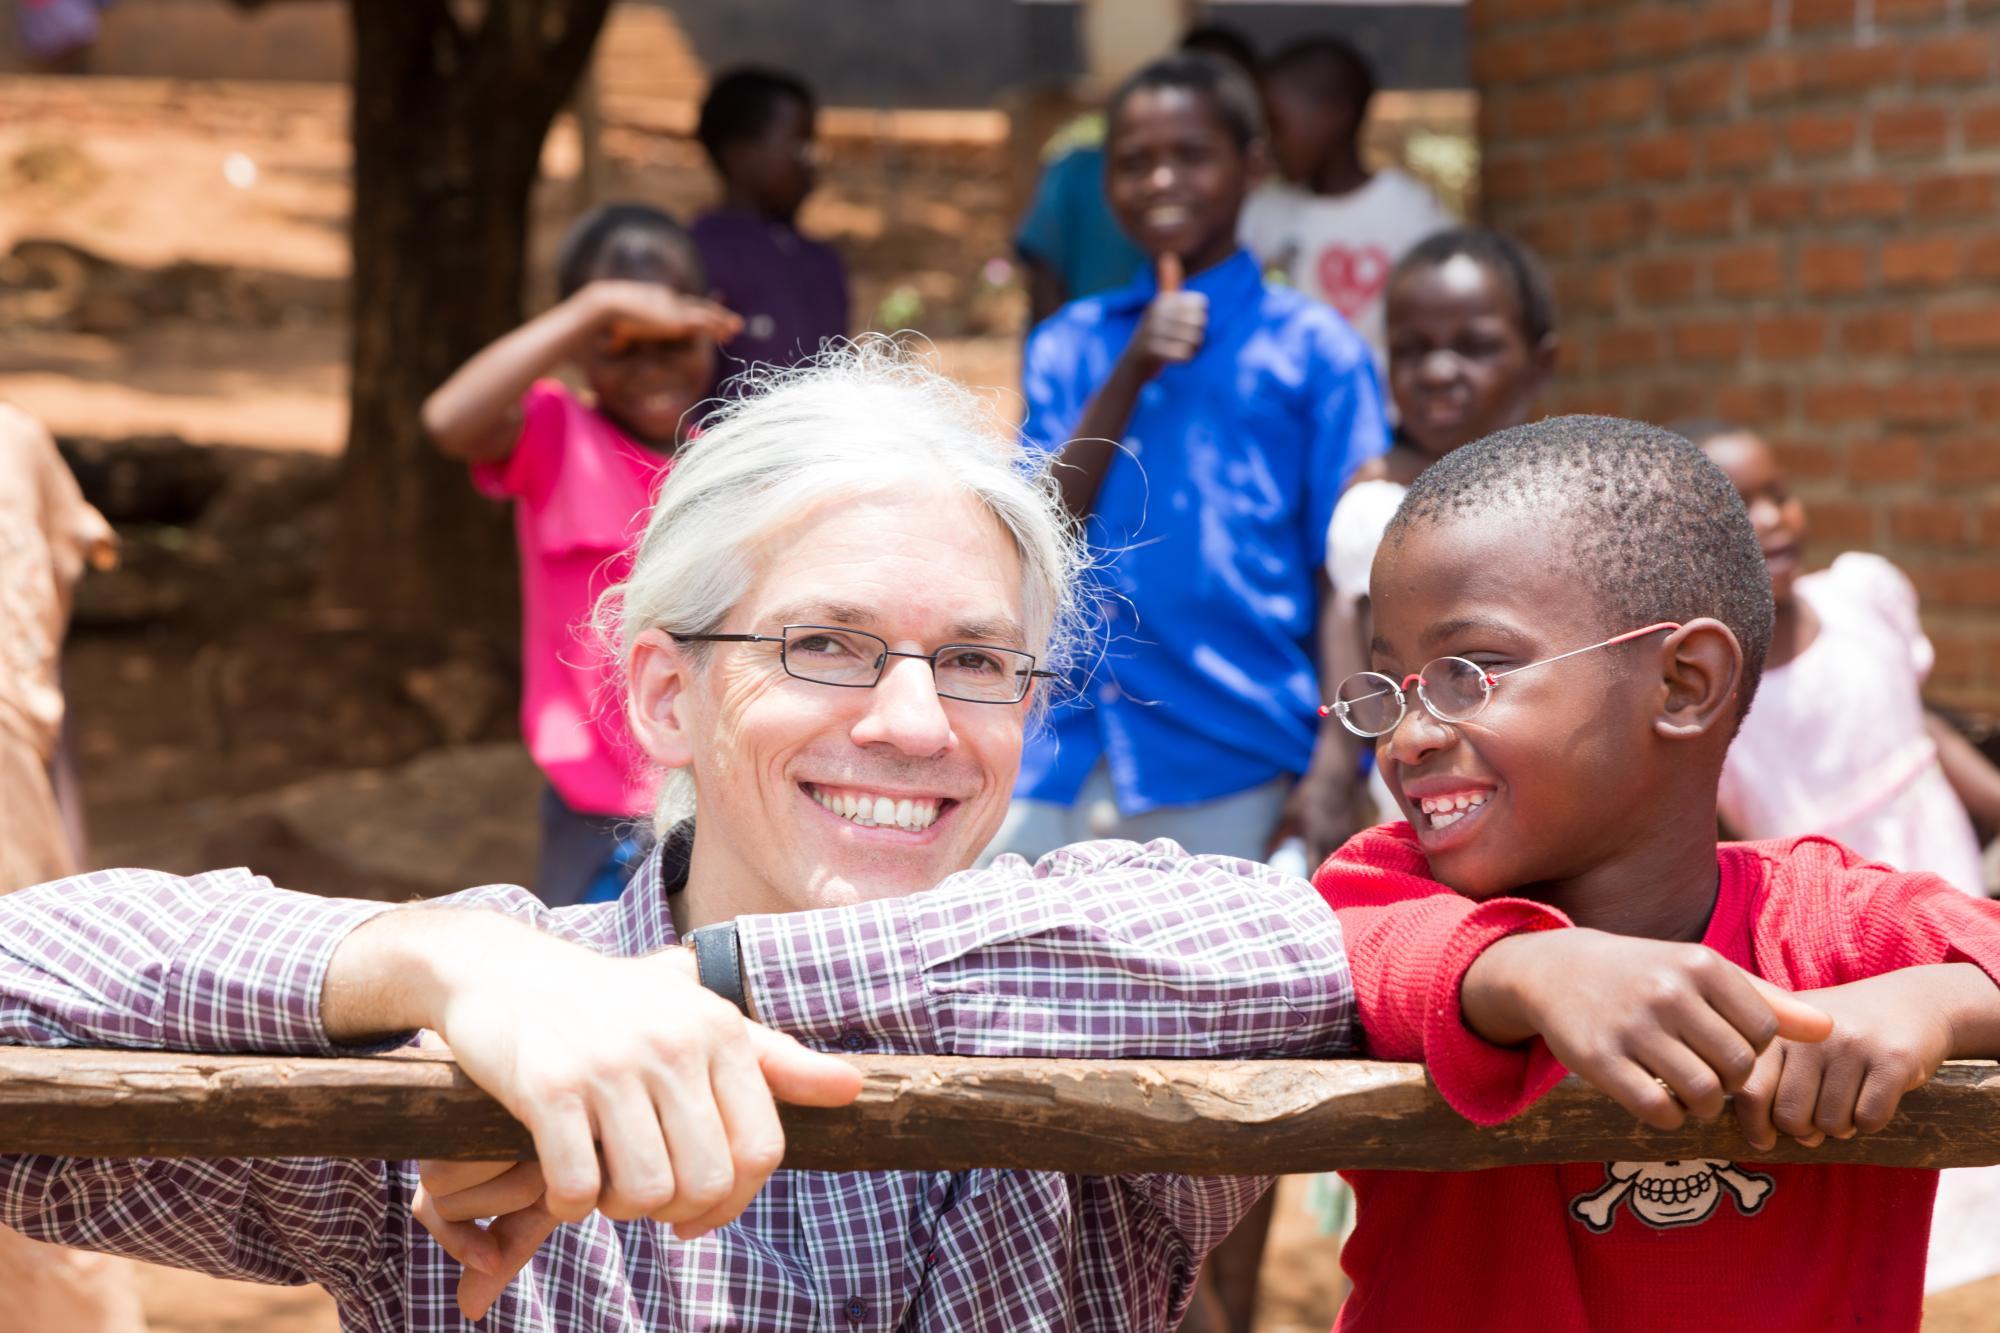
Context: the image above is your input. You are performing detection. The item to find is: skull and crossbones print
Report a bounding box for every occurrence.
[1570,1160,1776,1233]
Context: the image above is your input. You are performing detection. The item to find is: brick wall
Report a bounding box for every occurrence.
[1473,0,2000,712]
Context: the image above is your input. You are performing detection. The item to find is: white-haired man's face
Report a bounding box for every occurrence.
[628,487,1034,917]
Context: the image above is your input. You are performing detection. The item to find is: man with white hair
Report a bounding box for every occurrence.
[0,345,1461,1332]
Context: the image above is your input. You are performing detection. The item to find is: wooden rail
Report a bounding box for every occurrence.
[1,1049,1996,1173]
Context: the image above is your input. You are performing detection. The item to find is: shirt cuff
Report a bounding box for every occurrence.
[736,898,938,1055]
[1420,897,1573,1127]
[165,887,401,1055]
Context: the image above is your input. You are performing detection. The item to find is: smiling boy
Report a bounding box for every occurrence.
[1316,416,2000,1330]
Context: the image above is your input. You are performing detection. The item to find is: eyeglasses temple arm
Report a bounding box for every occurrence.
[1486,621,1683,683]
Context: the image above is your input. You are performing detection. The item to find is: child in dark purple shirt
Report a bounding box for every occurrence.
[692,67,850,383]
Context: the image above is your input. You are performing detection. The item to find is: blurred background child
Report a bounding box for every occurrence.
[1240,35,1454,372]
[1321,225,1557,831]
[422,203,739,907]
[692,66,848,382]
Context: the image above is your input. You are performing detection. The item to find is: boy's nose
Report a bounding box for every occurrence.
[1382,700,1456,767]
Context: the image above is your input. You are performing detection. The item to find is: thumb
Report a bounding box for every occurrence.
[1157,252,1183,293]
[750,1026,866,1106]
[1751,976,1834,1043]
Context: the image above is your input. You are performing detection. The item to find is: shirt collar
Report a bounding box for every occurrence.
[614,822,693,955]
[1100,247,1263,315]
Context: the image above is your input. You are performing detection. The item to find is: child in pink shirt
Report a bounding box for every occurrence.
[423,204,740,906]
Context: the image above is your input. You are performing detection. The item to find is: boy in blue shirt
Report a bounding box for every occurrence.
[992,51,1388,877]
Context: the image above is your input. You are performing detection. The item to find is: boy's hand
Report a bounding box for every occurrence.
[1462,929,1834,1130]
[583,279,742,351]
[1123,254,1207,378]
[1733,965,1984,1151]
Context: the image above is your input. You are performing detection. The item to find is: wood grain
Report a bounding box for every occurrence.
[1,1049,1995,1172]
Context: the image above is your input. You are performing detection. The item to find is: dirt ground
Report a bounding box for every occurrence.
[0,60,1994,1333]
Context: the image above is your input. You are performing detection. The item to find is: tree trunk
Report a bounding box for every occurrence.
[331,0,611,632]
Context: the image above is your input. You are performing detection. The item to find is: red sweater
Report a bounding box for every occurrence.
[1317,824,2000,1333]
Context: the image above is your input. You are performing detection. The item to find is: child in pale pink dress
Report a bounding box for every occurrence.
[423,204,739,906]
[1694,421,2000,1296]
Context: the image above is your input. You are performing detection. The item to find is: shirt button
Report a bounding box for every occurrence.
[844,1297,867,1322]
[1101,684,1121,703]
[839,1029,868,1052]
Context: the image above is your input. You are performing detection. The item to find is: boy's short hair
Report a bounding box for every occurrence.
[1264,34,1377,117]
[1394,226,1558,347]
[556,202,702,299]
[1179,22,1258,75]
[696,66,815,170]
[1385,415,1776,721]
[1107,51,1265,151]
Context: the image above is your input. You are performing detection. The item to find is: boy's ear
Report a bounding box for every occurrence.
[1653,618,1744,743]
[1243,136,1271,191]
[1528,332,1561,391]
[627,628,698,773]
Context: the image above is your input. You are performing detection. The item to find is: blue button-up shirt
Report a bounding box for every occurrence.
[1018,249,1387,813]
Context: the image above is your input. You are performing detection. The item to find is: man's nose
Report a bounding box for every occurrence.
[850,655,955,757]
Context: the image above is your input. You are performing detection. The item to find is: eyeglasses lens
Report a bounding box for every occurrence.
[1417,657,1492,721]
[1334,672,1404,736]
[782,627,884,686]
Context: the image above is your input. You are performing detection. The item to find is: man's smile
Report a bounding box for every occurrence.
[802,781,960,835]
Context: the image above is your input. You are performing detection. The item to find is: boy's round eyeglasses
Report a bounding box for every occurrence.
[670,624,1055,705]
[1323,622,1682,739]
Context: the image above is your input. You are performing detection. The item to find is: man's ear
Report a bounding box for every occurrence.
[1654,618,1744,743]
[628,628,697,772]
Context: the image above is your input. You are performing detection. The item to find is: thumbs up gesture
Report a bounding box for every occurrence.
[1123,253,1208,380]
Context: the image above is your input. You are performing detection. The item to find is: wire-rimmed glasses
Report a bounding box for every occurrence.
[1323,622,1682,738]
[670,624,1055,705]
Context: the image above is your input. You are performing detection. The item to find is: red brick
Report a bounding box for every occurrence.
[1703,122,1775,174]
[1513,209,1578,260]
[1908,31,1995,84]
[1912,562,2000,611]
[1791,0,1855,25]
[1876,0,1950,20]
[1967,100,2000,149]
[1881,235,1963,287]
[1625,131,1696,182]
[1838,311,1916,355]
[1848,435,1926,482]
[1976,381,2000,419]
[1911,172,1998,220]
[1629,255,1701,304]
[1930,630,1980,685]
[1806,499,1878,545]
[1969,235,2000,280]
[1585,198,1651,252]
[1660,187,1737,237]
[1556,387,1631,418]
[1873,104,1949,157]
[1755,314,1827,360]
[1745,50,1802,103]
[1928,303,2000,352]
[1617,5,1697,58]
[1717,382,1793,424]
[1470,34,1539,85]
[1699,0,1775,43]
[1816,177,1909,221]
[1768,434,1838,480]
[1501,90,1574,138]
[1545,141,1614,193]
[1798,241,1871,296]
[1665,59,1737,118]
[1581,72,1658,126]
[1749,182,1812,225]
[1714,242,1785,297]
[1596,327,1663,372]
[1882,378,1972,424]
[1485,151,1542,205]
[1539,18,1616,76]
[1889,501,1971,547]
[1934,437,2000,485]
[1802,42,1903,95]
[1485,0,1576,20]
[1556,265,1618,314]
[1803,382,1882,423]
[1785,111,1858,159]
[1673,318,1744,362]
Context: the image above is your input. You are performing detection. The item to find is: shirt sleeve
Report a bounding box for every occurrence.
[469,379,570,506]
[1313,826,1573,1125]
[1018,317,1087,455]
[1771,838,2000,986]
[737,837,1355,1060]
[1833,552,1933,680]
[1302,334,1390,573]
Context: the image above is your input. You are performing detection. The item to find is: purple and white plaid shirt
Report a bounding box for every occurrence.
[0,837,1353,1330]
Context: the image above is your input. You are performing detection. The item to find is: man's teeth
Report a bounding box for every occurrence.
[809,786,941,832]
[1417,791,1489,829]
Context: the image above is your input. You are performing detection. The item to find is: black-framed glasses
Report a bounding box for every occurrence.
[671,624,1054,705]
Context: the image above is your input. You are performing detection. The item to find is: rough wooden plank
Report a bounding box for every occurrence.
[0,1049,1995,1172]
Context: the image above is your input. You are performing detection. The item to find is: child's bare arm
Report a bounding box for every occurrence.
[1733,962,2000,1150]
[421,282,738,463]
[1925,712,2000,843]
[1461,929,1833,1130]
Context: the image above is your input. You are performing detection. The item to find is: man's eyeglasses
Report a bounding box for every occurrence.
[1324,622,1682,739]
[670,624,1055,705]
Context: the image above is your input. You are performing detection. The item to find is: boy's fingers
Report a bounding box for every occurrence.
[1853,1063,1908,1135]
[1157,252,1183,292]
[1732,1043,1785,1152]
[1640,1040,1726,1121]
[1813,1052,1865,1140]
[1589,1056,1688,1131]
[1674,1006,1760,1092]
[1749,976,1835,1043]
[1770,1049,1825,1141]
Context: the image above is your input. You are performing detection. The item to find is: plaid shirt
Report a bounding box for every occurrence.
[0,837,1354,1331]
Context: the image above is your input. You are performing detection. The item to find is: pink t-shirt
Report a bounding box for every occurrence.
[472,380,669,818]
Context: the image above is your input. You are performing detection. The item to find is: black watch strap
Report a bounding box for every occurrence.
[686,922,748,1015]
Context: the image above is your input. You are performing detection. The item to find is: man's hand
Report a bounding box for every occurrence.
[1462,929,1834,1129]
[1122,254,1207,378]
[1733,964,1997,1151]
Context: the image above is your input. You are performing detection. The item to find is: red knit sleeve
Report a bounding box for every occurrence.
[1314,825,1575,1126]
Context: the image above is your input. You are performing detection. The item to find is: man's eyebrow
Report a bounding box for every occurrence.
[761,602,1027,646]
[947,616,1027,645]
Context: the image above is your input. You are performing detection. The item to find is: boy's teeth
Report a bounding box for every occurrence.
[809,785,941,832]
[1417,791,1488,829]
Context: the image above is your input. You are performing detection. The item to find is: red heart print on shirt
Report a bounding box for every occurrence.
[1315,244,1393,320]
